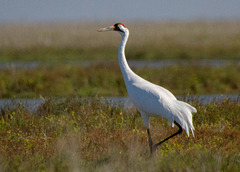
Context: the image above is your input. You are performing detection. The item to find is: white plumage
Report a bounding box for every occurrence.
[98,23,197,153]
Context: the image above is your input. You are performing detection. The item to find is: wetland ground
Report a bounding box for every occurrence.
[0,21,239,171]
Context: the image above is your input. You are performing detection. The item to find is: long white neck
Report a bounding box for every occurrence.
[118,28,134,82]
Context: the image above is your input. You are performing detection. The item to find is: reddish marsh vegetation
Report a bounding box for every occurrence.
[0,98,239,171]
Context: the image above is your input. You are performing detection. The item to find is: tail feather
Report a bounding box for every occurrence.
[191,128,195,137]
[179,101,197,113]
[170,100,197,137]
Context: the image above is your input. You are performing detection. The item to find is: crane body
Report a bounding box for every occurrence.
[98,23,197,153]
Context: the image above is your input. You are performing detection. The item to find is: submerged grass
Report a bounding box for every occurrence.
[0,98,239,171]
[0,64,240,98]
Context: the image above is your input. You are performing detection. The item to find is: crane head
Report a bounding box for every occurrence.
[98,23,126,33]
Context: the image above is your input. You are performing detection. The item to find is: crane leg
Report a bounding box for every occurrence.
[147,128,153,153]
[151,121,183,153]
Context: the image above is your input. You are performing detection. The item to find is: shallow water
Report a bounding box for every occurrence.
[128,59,240,68]
[0,94,239,113]
[1,59,240,69]
[0,62,41,69]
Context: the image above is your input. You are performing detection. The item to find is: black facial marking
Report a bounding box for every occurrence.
[114,23,124,33]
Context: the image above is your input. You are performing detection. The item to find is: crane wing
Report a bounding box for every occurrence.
[126,75,196,136]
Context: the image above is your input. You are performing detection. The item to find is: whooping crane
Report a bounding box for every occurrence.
[98,23,197,153]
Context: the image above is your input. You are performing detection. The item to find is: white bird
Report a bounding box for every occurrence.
[98,23,197,153]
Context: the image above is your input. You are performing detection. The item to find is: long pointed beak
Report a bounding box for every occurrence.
[98,25,114,32]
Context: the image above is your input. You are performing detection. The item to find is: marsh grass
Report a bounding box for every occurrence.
[0,97,239,171]
[1,21,240,62]
[0,64,240,98]
[0,21,240,171]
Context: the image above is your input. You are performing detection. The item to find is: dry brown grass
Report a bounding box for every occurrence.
[1,21,240,61]
[0,21,240,49]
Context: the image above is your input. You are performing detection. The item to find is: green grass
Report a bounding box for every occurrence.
[0,98,239,171]
[1,21,240,62]
[0,64,240,98]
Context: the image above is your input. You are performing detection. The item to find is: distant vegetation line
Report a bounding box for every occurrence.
[0,21,240,62]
